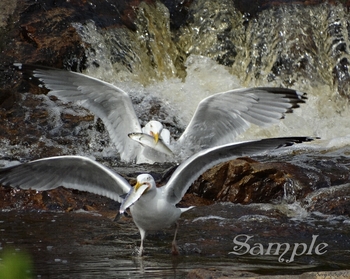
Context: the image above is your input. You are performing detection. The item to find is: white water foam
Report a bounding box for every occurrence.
[81,54,350,152]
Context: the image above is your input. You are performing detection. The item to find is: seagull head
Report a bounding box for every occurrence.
[134,173,156,192]
[144,120,163,143]
[119,174,156,214]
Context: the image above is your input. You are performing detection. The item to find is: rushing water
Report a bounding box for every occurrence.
[1,0,350,277]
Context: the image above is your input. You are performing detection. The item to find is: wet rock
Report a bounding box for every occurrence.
[185,155,350,211]
[0,0,192,72]
[303,183,350,216]
[189,158,311,204]
[0,91,96,160]
[0,0,167,70]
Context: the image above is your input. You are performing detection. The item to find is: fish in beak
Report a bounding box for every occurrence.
[119,182,149,214]
[128,133,174,156]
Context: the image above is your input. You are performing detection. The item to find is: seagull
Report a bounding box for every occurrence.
[13,63,307,163]
[0,136,314,256]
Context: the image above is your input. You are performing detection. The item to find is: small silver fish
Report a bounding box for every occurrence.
[119,184,149,214]
[128,133,174,156]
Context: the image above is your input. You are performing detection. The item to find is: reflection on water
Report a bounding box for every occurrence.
[1,199,349,278]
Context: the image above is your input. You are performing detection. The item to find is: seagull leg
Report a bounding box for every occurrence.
[138,228,146,256]
[171,222,179,255]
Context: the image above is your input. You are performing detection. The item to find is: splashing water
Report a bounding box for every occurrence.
[69,2,350,153]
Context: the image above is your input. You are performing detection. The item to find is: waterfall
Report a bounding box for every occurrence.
[70,1,350,147]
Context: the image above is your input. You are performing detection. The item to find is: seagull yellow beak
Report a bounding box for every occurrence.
[134,180,150,193]
[134,181,143,192]
[119,182,149,214]
[153,132,159,144]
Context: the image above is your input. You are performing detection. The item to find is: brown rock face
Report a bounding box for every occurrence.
[187,157,319,204]
[0,0,162,70]
[190,158,291,203]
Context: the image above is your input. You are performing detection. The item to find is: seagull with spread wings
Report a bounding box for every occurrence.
[0,136,314,256]
[13,63,307,163]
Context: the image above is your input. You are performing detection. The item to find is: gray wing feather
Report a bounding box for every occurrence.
[15,64,142,162]
[176,88,306,150]
[165,137,314,204]
[0,156,131,202]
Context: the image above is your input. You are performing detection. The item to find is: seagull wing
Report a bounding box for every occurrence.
[0,156,131,202]
[176,87,306,150]
[14,64,142,162]
[164,136,314,204]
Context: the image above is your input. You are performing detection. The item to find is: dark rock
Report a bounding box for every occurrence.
[303,183,350,216]
[0,0,166,70]
[181,156,350,216]
[189,158,311,204]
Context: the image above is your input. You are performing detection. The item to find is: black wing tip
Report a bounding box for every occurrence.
[280,89,307,113]
[11,63,85,78]
[11,63,63,74]
[10,63,46,84]
[259,87,307,98]
[10,63,66,89]
[276,136,318,148]
[256,87,308,113]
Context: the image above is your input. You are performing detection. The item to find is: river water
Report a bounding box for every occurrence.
[1,199,350,278]
[1,1,350,277]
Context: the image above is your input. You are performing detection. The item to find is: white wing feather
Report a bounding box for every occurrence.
[16,64,142,162]
[0,156,131,202]
[176,88,306,152]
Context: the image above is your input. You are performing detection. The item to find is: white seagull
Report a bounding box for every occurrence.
[0,137,314,256]
[13,63,306,163]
